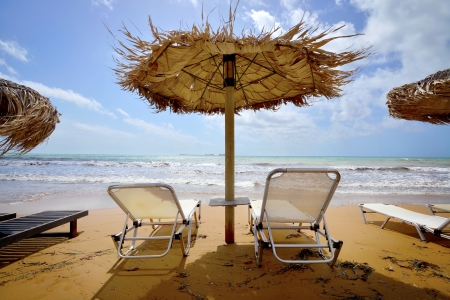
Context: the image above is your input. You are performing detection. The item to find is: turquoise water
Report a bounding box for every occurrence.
[0,154,449,210]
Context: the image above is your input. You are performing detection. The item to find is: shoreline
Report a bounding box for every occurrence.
[0,200,449,299]
[2,155,449,212]
[1,188,449,216]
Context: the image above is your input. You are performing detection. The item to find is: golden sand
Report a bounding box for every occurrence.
[0,204,449,299]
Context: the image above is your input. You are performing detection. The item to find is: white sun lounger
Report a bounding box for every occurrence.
[359,203,450,242]
[249,168,343,267]
[108,183,201,259]
[427,204,450,215]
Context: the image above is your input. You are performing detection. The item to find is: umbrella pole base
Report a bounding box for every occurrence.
[225,206,235,244]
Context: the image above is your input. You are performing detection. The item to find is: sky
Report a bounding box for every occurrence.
[1,0,449,157]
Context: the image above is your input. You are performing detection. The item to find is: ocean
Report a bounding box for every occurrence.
[0,154,449,213]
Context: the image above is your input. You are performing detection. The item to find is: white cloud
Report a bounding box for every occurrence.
[117,108,130,118]
[0,74,116,118]
[206,106,326,144]
[73,122,134,138]
[245,0,269,7]
[121,115,211,146]
[320,21,361,52]
[278,0,450,140]
[188,0,198,6]
[91,0,115,10]
[0,72,15,81]
[173,0,198,7]
[246,6,365,72]
[285,8,318,28]
[0,59,17,75]
[327,68,402,123]
[205,102,384,153]
[350,0,450,75]
[0,40,28,62]
[381,116,403,129]
[233,0,450,146]
[280,0,298,10]
[246,9,280,32]
[22,81,116,118]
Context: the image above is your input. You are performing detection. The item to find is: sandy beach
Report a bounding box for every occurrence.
[0,199,449,300]
[1,0,450,298]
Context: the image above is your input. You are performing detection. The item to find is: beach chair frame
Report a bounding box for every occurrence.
[359,203,450,242]
[427,204,450,216]
[108,183,201,259]
[249,168,343,267]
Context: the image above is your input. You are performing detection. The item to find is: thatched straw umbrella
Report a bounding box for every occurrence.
[0,78,60,155]
[112,8,369,243]
[386,69,450,124]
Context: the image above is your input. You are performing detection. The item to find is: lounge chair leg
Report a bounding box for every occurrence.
[413,224,428,242]
[111,234,121,250]
[248,205,252,228]
[253,221,265,267]
[427,204,436,216]
[328,240,343,266]
[194,212,199,228]
[380,217,391,229]
[178,232,187,256]
[249,215,254,234]
[198,201,201,224]
[359,205,368,224]
[69,220,78,238]
[256,240,264,267]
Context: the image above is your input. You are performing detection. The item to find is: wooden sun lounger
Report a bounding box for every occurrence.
[0,210,88,248]
[0,213,16,222]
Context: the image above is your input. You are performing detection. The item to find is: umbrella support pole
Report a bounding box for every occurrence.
[224,54,236,244]
[225,85,235,244]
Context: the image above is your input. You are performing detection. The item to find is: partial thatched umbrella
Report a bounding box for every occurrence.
[112,10,369,243]
[0,78,60,155]
[386,68,450,124]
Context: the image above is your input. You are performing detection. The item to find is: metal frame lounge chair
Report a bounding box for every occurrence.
[108,183,201,259]
[0,210,88,248]
[359,203,450,242]
[427,204,450,215]
[249,168,343,267]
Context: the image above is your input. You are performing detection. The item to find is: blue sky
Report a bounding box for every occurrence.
[1,0,449,157]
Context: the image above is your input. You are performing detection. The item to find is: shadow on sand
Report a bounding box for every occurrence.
[93,224,449,300]
[0,232,84,267]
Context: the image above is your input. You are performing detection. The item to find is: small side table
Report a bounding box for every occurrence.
[209,197,250,206]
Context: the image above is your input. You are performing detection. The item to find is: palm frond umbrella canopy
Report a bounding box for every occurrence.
[386,68,450,125]
[0,78,60,156]
[112,10,369,243]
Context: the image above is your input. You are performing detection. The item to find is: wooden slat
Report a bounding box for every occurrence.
[0,213,16,222]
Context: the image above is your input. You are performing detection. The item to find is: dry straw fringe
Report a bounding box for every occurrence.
[386,69,450,125]
[110,3,370,115]
[0,79,60,156]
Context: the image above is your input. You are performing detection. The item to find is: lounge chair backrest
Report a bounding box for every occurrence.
[260,168,340,224]
[108,183,185,221]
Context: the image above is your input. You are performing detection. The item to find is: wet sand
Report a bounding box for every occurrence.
[0,200,449,299]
